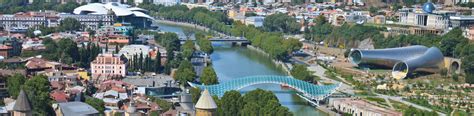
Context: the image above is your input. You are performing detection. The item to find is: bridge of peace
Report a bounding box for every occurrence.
[188,75,341,106]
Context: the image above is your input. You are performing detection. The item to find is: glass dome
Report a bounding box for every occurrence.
[423,2,436,13]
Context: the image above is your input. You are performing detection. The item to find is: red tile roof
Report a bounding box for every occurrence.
[50,91,69,103]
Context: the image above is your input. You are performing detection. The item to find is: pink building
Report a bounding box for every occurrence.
[91,53,126,79]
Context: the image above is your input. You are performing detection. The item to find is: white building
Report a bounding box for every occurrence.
[118,45,152,59]
[153,0,181,6]
[244,16,265,27]
[59,14,114,30]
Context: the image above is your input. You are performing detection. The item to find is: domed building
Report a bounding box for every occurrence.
[195,89,217,116]
[422,2,436,14]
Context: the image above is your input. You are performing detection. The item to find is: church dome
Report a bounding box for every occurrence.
[423,2,436,13]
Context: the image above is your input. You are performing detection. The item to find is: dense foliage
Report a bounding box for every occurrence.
[127,52,160,73]
[196,32,214,54]
[30,38,101,68]
[59,17,82,32]
[174,60,196,86]
[291,64,314,82]
[403,106,439,116]
[200,66,218,85]
[141,5,302,60]
[181,40,195,60]
[216,89,293,116]
[85,97,105,113]
[305,15,383,48]
[0,1,81,14]
[263,13,300,34]
[22,75,54,115]
[6,74,26,99]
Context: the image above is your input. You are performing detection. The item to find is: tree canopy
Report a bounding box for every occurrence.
[59,17,82,32]
[22,75,54,115]
[200,66,218,85]
[264,13,300,34]
[6,73,26,99]
[174,60,196,86]
[85,97,105,114]
[291,64,313,82]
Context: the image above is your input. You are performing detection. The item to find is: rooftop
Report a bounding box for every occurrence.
[57,102,99,116]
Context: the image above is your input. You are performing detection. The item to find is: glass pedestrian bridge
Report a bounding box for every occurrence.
[188,75,340,102]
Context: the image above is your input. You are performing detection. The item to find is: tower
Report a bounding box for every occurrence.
[195,89,217,116]
[13,90,32,116]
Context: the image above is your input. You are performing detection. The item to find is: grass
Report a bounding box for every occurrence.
[452,109,471,116]
[364,97,389,107]
[354,90,377,96]
[389,99,409,112]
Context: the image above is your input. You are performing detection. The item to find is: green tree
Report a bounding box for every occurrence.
[263,13,300,34]
[22,75,54,115]
[190,87,201,103]
[6,73,26,99]
[182,40,195,60]
[155,50,162,73]
[440,28,468,57]
[291,64,312,82]
[183,28,194,40]
[196,32,213,54]
[219,90,243,116]
[463,55,474,84]
[85,97,105,113]
[174,60,196,86]
[200,66,218,85]
[59,17,82,32]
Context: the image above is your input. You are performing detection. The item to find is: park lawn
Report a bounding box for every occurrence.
[389,99,409,112]
[452,109,471,116]
[364,97,389,107]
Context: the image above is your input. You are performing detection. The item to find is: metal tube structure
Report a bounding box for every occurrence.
[349,45,444,79]
[349,45,429,67]
[392,47,444,79]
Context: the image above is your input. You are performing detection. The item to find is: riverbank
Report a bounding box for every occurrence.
[155,19,226,36]
[246,45,291,75]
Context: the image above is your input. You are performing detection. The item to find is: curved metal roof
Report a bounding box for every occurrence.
[349,45,444,79]
[73,2,153,20]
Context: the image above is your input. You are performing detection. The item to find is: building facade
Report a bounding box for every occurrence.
[59,14,114,30]
[90,53,126,79]
[329,98,402,116]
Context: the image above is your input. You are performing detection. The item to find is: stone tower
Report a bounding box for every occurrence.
[195,89,217,116]
[13,90,32,116]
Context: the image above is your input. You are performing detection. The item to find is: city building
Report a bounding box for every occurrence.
[450,16,474,29]
[118,44,152,60]
[97,25,134,36]
[73,2,154,28]
[244,16,265,27]
[12,90,32,116]
[329,98,402,116]
[54,102,99,116]
[153,0,181,6]
[99,34,130,45]
[90,53,126,79]
[59,14,114,30]
[195,89,217,116]
[0,37,22,58]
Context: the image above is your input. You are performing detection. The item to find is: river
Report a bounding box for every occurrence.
[158,22,327,116]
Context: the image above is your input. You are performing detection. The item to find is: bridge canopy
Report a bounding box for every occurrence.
[188,75,340,100]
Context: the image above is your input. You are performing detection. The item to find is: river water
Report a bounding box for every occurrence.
[158,23,327,116]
